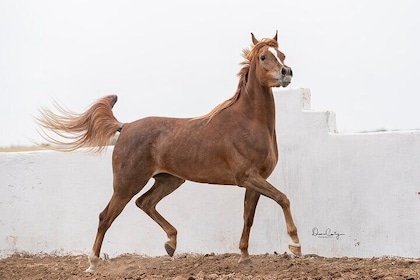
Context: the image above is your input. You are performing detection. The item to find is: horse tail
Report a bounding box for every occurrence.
[36,95,123,153]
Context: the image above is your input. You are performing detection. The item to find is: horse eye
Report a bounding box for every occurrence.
[261,55,266,61]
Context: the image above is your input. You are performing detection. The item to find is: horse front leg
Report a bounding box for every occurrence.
[238,189,260,263]
[241,170,301,257]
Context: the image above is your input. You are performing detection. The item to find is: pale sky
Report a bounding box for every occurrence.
[1,0,420,147]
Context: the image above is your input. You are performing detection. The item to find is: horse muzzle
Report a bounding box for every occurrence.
[280,67,293,87]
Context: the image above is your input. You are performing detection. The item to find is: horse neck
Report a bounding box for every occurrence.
[237,71,276,132]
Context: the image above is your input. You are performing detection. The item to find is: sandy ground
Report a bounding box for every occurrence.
[0,252,419,280]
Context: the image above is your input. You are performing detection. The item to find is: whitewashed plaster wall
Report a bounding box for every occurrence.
[1,88,419,259]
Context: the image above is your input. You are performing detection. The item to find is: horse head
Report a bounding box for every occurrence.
[250,31,293,88]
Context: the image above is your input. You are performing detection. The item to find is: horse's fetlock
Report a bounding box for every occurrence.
[288,227,298,238]
[167,229,178,239]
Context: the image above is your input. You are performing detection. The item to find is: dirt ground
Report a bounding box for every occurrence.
[0,252,419,280]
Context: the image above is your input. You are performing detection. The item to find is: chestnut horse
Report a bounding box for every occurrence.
[37,32,301,273]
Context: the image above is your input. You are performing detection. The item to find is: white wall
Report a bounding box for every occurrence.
[1,88,419,259]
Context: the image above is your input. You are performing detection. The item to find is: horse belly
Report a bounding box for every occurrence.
[166,154,236,185]
[156,138,237,185]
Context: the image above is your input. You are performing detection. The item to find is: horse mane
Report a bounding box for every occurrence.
[196,38,278,122]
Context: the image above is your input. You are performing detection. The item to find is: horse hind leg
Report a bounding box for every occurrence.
[135,173,185,257]
[86,190,137,273]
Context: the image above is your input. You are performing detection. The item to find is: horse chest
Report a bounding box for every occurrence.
[257,139,278,178]
[236,128,278,177]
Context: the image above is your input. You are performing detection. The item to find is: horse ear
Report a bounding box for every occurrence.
[273,30,278,42]
[251,33,259,45]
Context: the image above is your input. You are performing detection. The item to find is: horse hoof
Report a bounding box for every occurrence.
[86,251,99,273]
[288,243,302,256]
[85,266,96,274]
[165,242,176,257]
[85,267,96,274]
[238,256,252,264]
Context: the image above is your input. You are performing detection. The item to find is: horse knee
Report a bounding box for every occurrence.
[276,193,290,209]
[243,215,255,228]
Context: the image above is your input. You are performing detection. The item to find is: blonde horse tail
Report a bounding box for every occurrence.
[36,95,123,153]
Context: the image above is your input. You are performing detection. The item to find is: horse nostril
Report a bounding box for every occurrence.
[281,67,292,76]
[281,68,287,75]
